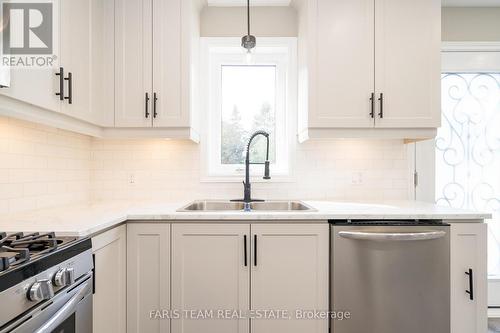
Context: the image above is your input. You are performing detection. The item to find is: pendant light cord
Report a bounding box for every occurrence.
[247,0,250,37]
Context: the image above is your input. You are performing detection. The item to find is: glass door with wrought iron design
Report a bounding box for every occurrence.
[434,46,500,307]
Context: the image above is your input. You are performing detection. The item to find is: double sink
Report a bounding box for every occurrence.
[177,200,315,212]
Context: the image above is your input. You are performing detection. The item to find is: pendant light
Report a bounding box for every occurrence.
[241,0,256,62]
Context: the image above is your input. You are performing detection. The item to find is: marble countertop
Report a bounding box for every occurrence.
[0,200,491,237]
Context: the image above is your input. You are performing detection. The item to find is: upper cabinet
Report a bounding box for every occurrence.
[115,0,201,137]
[0,0,114,127]
[296,0,441,140]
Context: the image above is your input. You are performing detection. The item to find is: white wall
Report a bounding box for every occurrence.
[442,7,500,41]
[201,6,297,37]
[90,138,410,202]
[0,116,91,214]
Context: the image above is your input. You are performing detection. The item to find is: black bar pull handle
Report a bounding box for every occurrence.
[465,268,474,300]
[55,67,64,101]
[378,93,384,118]
[145,92,150,118]
[254,235,257,266]
[243,235,247,267]
[369,92,375,118]
[153,92,158,118]
[64,72,72,104]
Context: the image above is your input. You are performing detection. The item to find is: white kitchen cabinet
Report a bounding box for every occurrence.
[450,223,488,333]
[0,0,114,126]
[171,224,250,333]
[0,0,61,113]
[374,0,441,128]
[115,0,200,132]
[297,0,441,139]
[127,223,171,333]
[251,224,329,333]
[114,0,152,128]
[310,0,375,128]
[92,225,126,333]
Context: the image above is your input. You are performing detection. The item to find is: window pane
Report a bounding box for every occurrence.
[437,73,500,277]
[220,65,277,165]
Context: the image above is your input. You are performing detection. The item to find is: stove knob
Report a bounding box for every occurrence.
[53,267,75,287]
[28,279,54,302]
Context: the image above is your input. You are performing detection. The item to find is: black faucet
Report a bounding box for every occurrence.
[232,130,271,204]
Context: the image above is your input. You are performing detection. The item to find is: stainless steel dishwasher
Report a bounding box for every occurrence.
[331,220,450,333]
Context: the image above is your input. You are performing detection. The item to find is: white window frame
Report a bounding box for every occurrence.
[200,37,297,182]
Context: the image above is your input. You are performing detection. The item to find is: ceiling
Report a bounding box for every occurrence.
[207,0,291,6]
[442,0,500,6]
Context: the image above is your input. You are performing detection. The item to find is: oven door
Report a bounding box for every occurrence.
[1,272,93,333]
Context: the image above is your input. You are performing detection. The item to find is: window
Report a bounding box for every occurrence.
[201,38,296,179]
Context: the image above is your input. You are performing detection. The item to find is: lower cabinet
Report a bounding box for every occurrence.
[91,225,127,333]
[171,223,329,333]
[127,223,171,333]
[251,224,329,333]
[171,224,250,333]
[450,223,488,333]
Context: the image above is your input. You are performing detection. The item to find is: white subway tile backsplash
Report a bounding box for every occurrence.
[1,116,413,214]
[0,116,92,214]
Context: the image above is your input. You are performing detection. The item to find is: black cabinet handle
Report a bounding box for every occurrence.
[92,253,96,295]
[243,235,247,267]
[369,93,375,118]
[55,67,64,101]
[64,72,72,104]
[465,268,474,300]
[153,93,158,118]
[378,93,384,118]
[145,92,150,118]
[254,235,257,266]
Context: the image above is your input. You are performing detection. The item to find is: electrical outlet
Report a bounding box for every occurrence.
[351,172,363,185]
[128,173,135,185]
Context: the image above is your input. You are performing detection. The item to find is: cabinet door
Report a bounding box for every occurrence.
[115,0,153,127]
[171,224,250,333]
[310,0,375,128]
[92,225,126,333]
[450,223,488,333]
[251,224,329,333]
[127,223,170,333]
[0,0,61,113]
[152,0,185,127]
[90,0,115,126]
[374,0,441,128]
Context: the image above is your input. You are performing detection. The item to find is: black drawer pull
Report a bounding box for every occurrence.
[369,92,375,118]
[153,93,158,118]
[55,67,64,101]
[254,235,257,266]
[64,72,72,104]
[465,268,474,300]
[378,93,384,118]
[145,92,150,118]
[243,235,247,267]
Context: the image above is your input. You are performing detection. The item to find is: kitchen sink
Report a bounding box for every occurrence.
[177,200,316,212]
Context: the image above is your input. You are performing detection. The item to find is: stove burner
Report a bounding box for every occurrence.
[0,232,62,272]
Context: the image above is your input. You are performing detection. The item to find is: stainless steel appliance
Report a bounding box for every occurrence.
[0,232,93,333]
[331,220,450,333]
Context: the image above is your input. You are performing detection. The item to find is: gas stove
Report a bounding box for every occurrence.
[0,232,78,273]
[0,231,93,333]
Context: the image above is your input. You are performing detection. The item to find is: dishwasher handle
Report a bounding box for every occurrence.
[338,230,446,241]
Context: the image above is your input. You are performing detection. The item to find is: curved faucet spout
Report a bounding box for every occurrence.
[232,130,272,204]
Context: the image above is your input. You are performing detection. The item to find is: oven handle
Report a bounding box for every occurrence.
[338,230,446,241]
[33,280,91,333]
